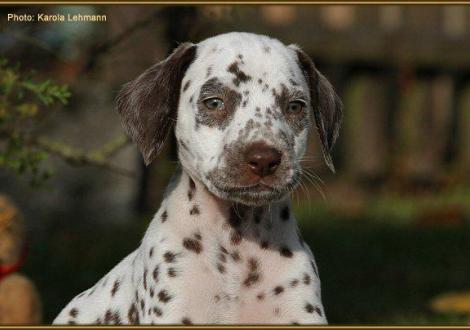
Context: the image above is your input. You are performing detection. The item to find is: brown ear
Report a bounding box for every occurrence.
[290,45,343,173]
[117,43,197,165]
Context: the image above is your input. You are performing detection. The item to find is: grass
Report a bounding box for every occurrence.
[22,184,470,324]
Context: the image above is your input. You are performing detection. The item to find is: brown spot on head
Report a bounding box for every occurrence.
[218,252,227,263]
[248,257,258,272]
[280,246,293,258]
[183,80,191,92]
[220,245,228,254]
[227,61,252,87]
[230,230,242,245]
[256,292,265,300]
[183,238,203,253]
[231,250,241,262]
[217,263,226,273]
[206,65,213,78]
[289,78,299,86]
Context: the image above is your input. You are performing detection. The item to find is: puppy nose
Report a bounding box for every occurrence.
[245,143,282,177]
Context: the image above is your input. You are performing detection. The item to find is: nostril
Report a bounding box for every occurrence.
[244,143,282,177]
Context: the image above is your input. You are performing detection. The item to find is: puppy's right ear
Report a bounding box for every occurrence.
[117,43,197,165]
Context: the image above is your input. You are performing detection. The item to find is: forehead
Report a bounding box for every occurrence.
[187,33,304,86]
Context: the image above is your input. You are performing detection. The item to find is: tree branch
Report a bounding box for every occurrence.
[34,135,136,178]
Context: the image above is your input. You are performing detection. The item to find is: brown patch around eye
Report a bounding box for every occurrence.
[195,78,242,130]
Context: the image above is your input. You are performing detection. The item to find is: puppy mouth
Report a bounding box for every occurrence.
[208,175,299,206]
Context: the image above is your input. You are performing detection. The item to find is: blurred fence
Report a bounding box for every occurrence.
[238,5,470,186]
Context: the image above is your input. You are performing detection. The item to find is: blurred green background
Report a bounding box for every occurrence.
[1,4,470,325]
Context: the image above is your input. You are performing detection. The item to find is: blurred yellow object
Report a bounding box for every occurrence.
[430,291,470,314]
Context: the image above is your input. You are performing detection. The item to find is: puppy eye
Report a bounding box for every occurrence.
[286,101,305,115]
[203,97,225,110]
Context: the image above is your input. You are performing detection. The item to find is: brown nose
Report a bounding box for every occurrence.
[244,143,282,177]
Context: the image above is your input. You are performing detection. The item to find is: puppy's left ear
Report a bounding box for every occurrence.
[289,45,343,173]
[117,42,197,165]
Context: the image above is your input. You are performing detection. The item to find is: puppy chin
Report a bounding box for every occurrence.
[205,181,288,206]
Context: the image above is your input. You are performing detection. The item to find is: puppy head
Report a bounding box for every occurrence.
[117,32,342,206]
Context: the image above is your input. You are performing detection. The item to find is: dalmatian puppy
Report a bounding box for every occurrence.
[54,32,342,325]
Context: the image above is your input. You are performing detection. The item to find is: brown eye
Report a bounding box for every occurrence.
[203,97,225,111]
[286,101,305,115]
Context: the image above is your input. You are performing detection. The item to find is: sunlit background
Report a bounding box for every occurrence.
[1,5,470,324]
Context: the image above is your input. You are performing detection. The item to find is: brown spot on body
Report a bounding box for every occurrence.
[257,292,265,300]
[163,251,177,263]
[128,304,139,324]
[290,279,299,287]
[305,303,322,315]
[152,265,160,282]
[69,308,78,318]
[273,286,284,295]
[188,177,196,200]
[303,273,311,285]
[111,280,120,296]
[153,306,163,317]
[189,205,200,215]
[158,290,172,303]
[143,268,148,290]
[260,241,269,249]
[149,247,154,258]
[161,210,168,223]
[183,238,202,253]
[243,272,260,287]
[280,246,293,258]
[182,317,193,325]
[168,267,177,277]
